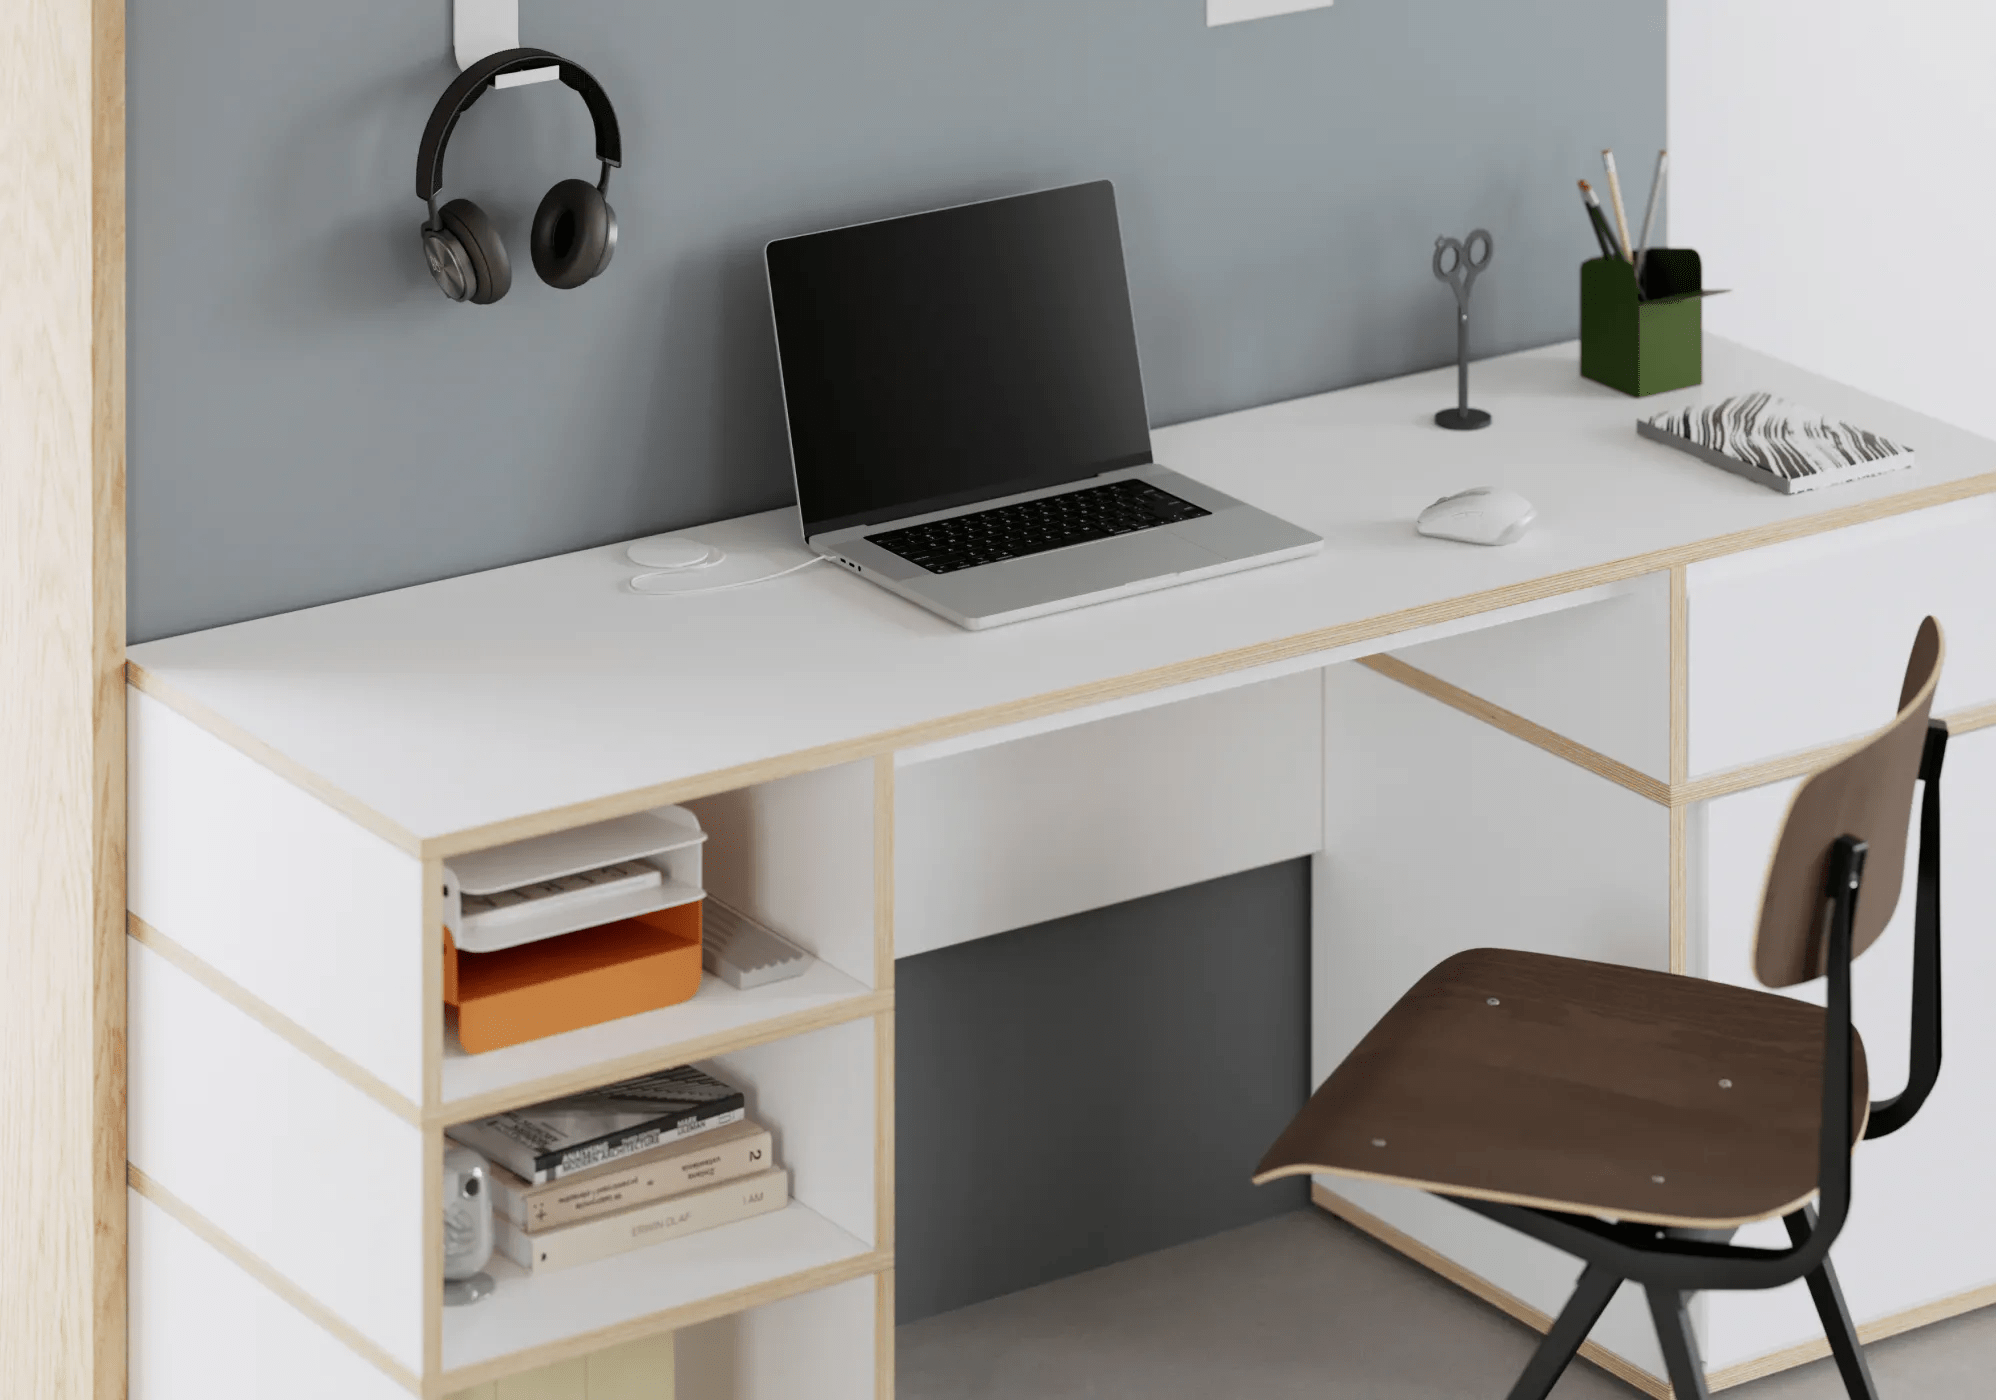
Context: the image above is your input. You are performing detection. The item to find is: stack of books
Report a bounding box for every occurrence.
[448,1065,788,1276]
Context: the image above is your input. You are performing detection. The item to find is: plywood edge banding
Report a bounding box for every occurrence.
[1310,1183,1668,1400]
[875,1010,895,1255]
[434,1246,892,1394]
[873,753,895,991]
[128,1165,422,1395]
[125,664,421,855]
[1669,803,1689,976]
[435,992,894,1124]
[1357,655,1672,805]
[876,1269,897,1400]
[1707,1279,1996,1391]
[1276,1161,1813,1232]
[1682,696,1994,804]
[127,914,423,1125]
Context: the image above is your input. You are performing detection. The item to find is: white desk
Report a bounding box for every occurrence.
[124,339,1996,1398]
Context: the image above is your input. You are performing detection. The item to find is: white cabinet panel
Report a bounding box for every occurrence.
[129,1190,410,1400]
[1315,663,1672,1378]
[1693,729,1996,1372]
[1388,573,1670,780]
[676,1274,876,1400]
[1687,496,1996,778]
[707,1018,878,1249]
[687,760,880,988]
[127,688,427,1103]
[128,939,426,1374]
[894,671,1322,958]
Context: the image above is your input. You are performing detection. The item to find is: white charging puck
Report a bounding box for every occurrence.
[626,536,724,570]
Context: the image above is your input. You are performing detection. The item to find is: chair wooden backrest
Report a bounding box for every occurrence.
[1754,618,1943,989]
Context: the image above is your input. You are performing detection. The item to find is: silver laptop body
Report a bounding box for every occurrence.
[810,465,1320,631]
[767,181,1321,631]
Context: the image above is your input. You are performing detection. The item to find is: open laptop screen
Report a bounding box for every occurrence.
[767,181,1154,539]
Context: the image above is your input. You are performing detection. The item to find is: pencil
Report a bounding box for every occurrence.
[1577,180,1618,261]
[1601,149,1634,262]
[1634,149,1668,282]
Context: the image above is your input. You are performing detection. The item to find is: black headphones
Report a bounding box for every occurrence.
[416,48,623,304]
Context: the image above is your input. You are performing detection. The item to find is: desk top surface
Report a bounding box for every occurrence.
[129,338,1996,856]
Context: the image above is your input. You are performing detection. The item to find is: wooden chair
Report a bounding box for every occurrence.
[1256,619,1949,1400]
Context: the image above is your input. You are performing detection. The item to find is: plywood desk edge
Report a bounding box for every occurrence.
[126,463,1996,862]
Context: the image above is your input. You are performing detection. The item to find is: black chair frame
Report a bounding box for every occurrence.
[1454,719,1947,1400]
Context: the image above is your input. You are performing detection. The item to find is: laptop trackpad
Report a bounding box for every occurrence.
[918,530,1222,616]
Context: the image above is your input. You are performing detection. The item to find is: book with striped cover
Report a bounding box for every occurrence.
[1638,393,1914,495]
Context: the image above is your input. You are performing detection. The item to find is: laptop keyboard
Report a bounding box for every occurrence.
[865,479,1211,574]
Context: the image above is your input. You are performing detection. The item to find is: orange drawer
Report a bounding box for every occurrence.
[445,902,702,1053]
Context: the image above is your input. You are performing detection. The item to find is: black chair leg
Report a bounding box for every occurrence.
[1503,1263,1622,1400]
[1645,1286,1711,1400]
[1784,1209,1881,1400]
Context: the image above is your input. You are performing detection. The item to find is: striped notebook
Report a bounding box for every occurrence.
[1638,393,1913,495]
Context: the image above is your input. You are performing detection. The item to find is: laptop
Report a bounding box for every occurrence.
[765,180,1322,630]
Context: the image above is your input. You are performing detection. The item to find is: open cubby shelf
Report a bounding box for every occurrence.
[441,1199,884,1382]
[442,960,885,1118]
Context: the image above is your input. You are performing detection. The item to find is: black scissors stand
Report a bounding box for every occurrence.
[1433,228,1494,431]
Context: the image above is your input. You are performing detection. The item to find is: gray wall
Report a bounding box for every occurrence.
[896,861,1311,1323]
[129,0,1663,643]
[127,0,1662,1321]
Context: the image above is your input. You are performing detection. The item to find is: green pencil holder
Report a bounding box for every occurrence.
[1579,249,1703,397]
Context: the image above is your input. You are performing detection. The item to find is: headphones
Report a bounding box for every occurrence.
[416,47,624,304]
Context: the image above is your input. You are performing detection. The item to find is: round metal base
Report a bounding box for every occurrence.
[443,1272,495,1307]
[1435,407,1492,431]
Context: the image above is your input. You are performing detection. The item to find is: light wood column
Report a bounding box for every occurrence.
[1,2,127,1397]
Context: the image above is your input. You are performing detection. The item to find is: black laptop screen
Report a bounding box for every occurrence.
[767,181,1155,538]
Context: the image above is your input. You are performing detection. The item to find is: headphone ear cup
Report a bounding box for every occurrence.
[439,198,511,305]
[531,179,614,290]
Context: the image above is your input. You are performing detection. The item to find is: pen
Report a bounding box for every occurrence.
[1601,149,1634,262]
[1577,181,1618,261]
[1634,149,1668,284]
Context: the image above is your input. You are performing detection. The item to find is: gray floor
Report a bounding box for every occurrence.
[898,1210,1996,1399]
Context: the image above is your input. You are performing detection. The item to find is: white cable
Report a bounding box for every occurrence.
[626,555,828,596]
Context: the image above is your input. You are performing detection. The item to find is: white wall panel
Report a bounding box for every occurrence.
[128,939,426,1373]
[1694,729,1996,1372]
[894,671,1322,958]
[1671,1,1996,441]
[127,689,426,1101]
[1315,662,1671,1376]
[1686,498,1996,777]
[129,1189,411,1400]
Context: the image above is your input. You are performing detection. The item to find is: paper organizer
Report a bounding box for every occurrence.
[442,806,708,1053]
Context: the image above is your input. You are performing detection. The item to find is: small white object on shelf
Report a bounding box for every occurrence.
[454,0,558,87]
[702,899,815,989]
[443,806,706,954]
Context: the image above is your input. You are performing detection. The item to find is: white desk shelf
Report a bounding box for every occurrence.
[442,962,885,1119]
[443,1202,880,1385]
[125,339,1996,1399]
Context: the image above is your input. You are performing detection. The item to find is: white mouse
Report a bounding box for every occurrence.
[1416,487,1537,546]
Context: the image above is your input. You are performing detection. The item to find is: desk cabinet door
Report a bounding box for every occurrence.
[1686,495,1996,780]
[1691,726,1996,1377]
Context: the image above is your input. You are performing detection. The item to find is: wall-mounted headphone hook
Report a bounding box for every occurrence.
[455,0,558,87]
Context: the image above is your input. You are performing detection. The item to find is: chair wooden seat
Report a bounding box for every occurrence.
[1255,947,1869,1229]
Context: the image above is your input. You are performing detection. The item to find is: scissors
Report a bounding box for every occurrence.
[1432,229,1494,312]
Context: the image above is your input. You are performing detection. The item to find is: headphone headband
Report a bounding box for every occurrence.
[416,47,622,202]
